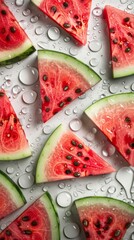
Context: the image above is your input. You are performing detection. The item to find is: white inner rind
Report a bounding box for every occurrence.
[31,0,42,5]
[114,66,134,78]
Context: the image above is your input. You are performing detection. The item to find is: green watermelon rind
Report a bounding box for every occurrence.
[38,50,101,86]
[0,41,35,66]
[75,196,134,215]
[85,92,134,118]
[40,192,60,240]
[0,170,26,210]
[0,148,32,161]
[36,124,64,183]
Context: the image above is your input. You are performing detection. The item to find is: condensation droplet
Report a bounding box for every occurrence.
[22,90,38,104]
[78,93,86,99]
[127,4,133,10]
[63,223,80,238]
[107,186,116,194]
[69,118,82,131]
[92,7,103,17]
[0,223,7,230]
[64,36,71,42]
[25,165,33,173]
[120,0,128,3]
[88,40,102,52]
[47,27,61,40]
[56,192,72,207]
[102,143,116,157]
[116,167,133,199]
[65,210,72,217]
[37,40,49,49]
[105,177,112,184]
[109,84,119,94]
[15,0,24,6]
[35,26,44,35]
[30,16,39,23]
[58,182,65,189]
[85,132,95,142]
[21,107,28,114]
[22,9,31,16]
[12,85,22,95]
[43,125,52,135]
[89,58,99,67]
[18,173,34,189]
[69,47,79,56]
[65,108,72,116]
[131,232,134,240]
[19,67,38,85]
[19,20,28,29]
[86,183,93,190]
[6,167,14,174]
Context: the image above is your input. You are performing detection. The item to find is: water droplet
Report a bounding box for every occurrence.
[64,36,71,42]
[19,67,38,85]
[0,223,7,230]
[105,177,112,184]
[85,132,95,142]
[88,40,102,52]
[69,47,79,56]
[109,84,119,94]
[47,27,61,40]
[131,232,134,240]
[73,107,78,114]
[42,186,48,192]
[116,167,133,199]
[56,192,72,207]
[22,90,38,104]
[107,186,116,194]
[43,125,52,135]
[25,165,33,173]
[19,20,28,29]
[22,9,31,16]
[30,16,39,23]
[6,167,14,174]
[65,108,72,116]
[89,58,99,67]
[78,93,86,99]
[63,223,80,238]
[65,210,72,217]
[58,182,65,189]
[69,118,82,131]
[12,85,22,95]
[35,26,44,35]
[86,183,93,190]
[21,107,28,114]
[37,40,49,49]
[92,7,103,17]
[120,0,128,3]
[102,143,116,157]
[15,0,24,6]
[127,4,133,10]
[18,173,34,189]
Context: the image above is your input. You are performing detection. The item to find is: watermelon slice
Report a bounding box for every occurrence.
[36,124,115,183]
[31,0,92,45]
[74,196,134,240]
[85,93,134,166]
[0,0,35,66]
[0,192,60,240]
[0,170,26,220]
[0,90,31,160]
[38,50,101,123]
[104,5,134,78]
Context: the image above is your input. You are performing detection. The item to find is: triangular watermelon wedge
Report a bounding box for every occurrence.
[104,5,134,78]
[31,0,92,45]
[38,50,101,123]
[85,92,134,166]
[0,0,35,66]
[0,90,31,160]
[0,170,26,220]
[0,192,60,240]
[36,124,115,183]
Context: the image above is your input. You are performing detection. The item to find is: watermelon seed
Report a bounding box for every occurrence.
[124,17,130,22]
[114,229,121,237]
[45,107,50,112]
[113,38,118,44]
[0,92,4,97]
[126,149,131,155]
[74,15,79,19]
[14,117,18,123]
[50,6,57,13]
[71,140,77,146]
[127,32,133,37]
[10,27,16,33]
[94,220,101,228]
[97,230,101,235]
[63,86,69,91]
[31,220,38,226]
[66,155,73,160]
[110,28,115,33]
[63,23,71,28]
[78,143,83,149]
[76,21,82,27]
[73,172,80,177]
[73,161,80,166]
[125,222,131,229]
[106,216,113,224]
[130,142,134,149]
[104,225,109,231]
[66,97,72,102]
[65,169,72,174]
[22,216,30,221]
[44,96,50,102]
[6,230,12,236]
[125,116,131,122]
[125,47,131,53]
[77,151,83,157]
[84,157,89,161]
[1,10,7,15]
[75,88,82,93]
[23,230,32,235]
[82,219,89,227]
[63,2,69,8]
[112,56,118,62]
[43,74,48,81]
[59,102,65,107]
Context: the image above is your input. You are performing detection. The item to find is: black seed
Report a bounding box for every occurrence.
[104,225,109,231]
[82,219,89,227]
[125,47,131,53]
[78,143,83,149]
[130,142,134,149]
[71,140,77,146]
[114,229,121,237]
[113,38,118,44]
[0,92,4,97]
[45,107,50,112]
[31,220,38,226]
[124,17,130,22]
[97,230,101,235]
[59,101,64,107]
[126,149,131,155]
[44,96,50,102]
[73,172,80,177]
[77,151,83,157]
[63,23,71,28]
[22,216,30,221]
[43,74,48,81]
[6,230,12,236]
[66,97,72,102]
[50,6,57,13]
[1,10,6,15]
[84,157,89,161]
[85,231,90,238]
[75,88,82,93]
[94,220,101,228]
[125,222,131,229]
[63,1,69,8]
[23,230,32,235]
[76,21,82,26]
[128,32,133,37]
[73,161,80,166]
[65,169,72,174]
[110,28,115,33]
[106,216,113,224]
[14,117,18,123]
[74,15,79,19]
[10,26,16,33]
[63,85,69,91]
[66,155,73,160]
[0,238,5,240]
[6,35,10,41]
[125,116,131,123]
[112,56,118,62]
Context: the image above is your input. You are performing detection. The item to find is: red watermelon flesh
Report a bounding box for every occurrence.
[0,0,35,65]
[0,192,60,240]
[38,50,101,123]
[0,90,31,160]
[36,125,115,183]
[31,0,92,45]
[85,93,134,166]
[104,5,134,78]
[75,196,134,240]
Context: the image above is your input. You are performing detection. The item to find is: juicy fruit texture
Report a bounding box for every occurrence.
[0,90,31,160]
[75,196,134,240]
[36,124,115,183]
[0,170,26,220]
[0,0,35,66]
[104,5,134,78]
[0,192,60,240]
[31,0,92,45]
[38,50,101,122]
[85,93,134,166]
